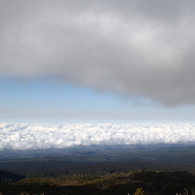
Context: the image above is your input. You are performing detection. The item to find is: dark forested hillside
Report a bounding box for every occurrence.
[1,144,195,177]
[0,170,25,184]
[1,144,195,194]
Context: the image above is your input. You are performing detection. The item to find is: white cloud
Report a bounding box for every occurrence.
[0,123,195,150]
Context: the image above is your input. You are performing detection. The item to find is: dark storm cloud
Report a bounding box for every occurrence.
[1,0,195,106]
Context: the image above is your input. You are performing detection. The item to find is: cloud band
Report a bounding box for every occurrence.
[0,123,195,150]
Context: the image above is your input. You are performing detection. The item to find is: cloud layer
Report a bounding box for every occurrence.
[0,123,195,150]
[1,1,195,106]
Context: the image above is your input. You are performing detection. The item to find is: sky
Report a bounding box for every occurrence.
[1,0,195,123]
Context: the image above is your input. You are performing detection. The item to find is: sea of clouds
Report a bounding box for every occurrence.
[0,123,195,150]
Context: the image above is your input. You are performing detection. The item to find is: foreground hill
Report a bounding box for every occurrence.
[0,170,194,195]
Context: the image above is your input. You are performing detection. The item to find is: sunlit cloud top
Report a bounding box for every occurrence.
[0,123,195,150]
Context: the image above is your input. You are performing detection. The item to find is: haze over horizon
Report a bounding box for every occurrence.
[1,0,195,124]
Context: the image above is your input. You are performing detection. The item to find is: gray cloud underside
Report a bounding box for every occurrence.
[0,123,195,150]
[1,0,195,105]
